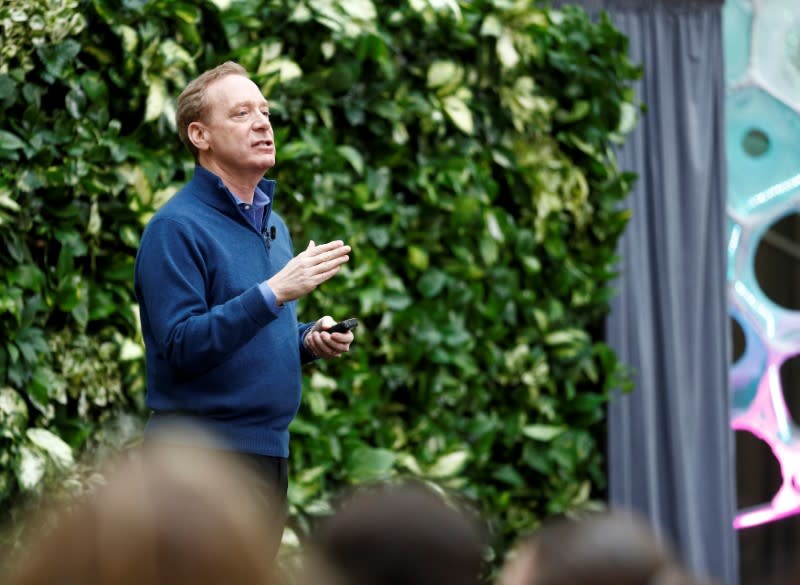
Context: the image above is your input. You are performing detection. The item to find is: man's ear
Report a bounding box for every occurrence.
[188,121,210,152]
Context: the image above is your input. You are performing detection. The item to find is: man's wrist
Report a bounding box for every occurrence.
[266,277,286,306]
[302,326,320,359]
[258,281,283,313]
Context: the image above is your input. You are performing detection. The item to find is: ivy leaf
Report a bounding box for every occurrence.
[480,14,502,37]
[347,447,396,482]
[417,269,447,298]
[545,329,590,346]
[26,428,74,470]
[523,424,566,442]
[479,236,498,265]
[119,338,144,361]
[145,78,167,122]
[492,464,526,488]
[427,60,462,93]
[0,74,16,101]
[340,0,377,20]
[367,225,390,248]
[427,450,469,478]
[16,446,46,492]
[0,193,21,211]
[37,40,81,78]
[497,31,520,69]
[408,245,429,270]
[443,95,473,134]
[396,452,423,474]
[337,145,364,176]
[0,387,29,439]
[0,130,25,150]
[81,71,108,103]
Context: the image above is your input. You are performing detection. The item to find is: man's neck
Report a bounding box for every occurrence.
[199,159,262,204]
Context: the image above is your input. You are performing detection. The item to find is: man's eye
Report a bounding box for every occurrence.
[236,110,248,117]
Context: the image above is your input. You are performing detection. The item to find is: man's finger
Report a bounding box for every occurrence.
[311,240,348,254]
[318,251,349,266]
[314,265,343,284]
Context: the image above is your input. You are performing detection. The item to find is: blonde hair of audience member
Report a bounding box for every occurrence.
[4,430,281,585]
[500,510,712,585]
[303,481,487,585]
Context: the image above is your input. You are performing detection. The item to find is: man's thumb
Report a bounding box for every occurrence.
[307,240,315,250]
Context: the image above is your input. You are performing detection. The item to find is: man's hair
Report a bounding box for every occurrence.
[176,61,248,159]
[3,428,280,585]
[308,481,487,585]
[507,510,710,585]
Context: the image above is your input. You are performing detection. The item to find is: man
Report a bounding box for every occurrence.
[133,61,353,555]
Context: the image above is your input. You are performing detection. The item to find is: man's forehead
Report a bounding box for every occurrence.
[230,98,270,109]
[207,75,268,105]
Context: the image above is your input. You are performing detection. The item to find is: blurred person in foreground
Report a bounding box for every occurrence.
[134,60,354,556]
[3,428,282,585]
[301,481,488,585]
[499,509,713,585]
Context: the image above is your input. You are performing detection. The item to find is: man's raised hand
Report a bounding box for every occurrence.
[268,240,350,304]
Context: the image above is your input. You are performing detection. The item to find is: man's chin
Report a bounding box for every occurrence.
[259,156,276,172]
[247,158,276,175]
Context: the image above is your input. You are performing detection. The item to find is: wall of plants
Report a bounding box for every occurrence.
[0,0,640,560]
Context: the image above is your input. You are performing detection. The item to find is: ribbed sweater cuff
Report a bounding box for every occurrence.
[241,284,278,326]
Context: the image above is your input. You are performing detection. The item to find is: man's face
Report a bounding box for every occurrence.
[198,74,275,174]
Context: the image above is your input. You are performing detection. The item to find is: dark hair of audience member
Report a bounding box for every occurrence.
[304,480,487,585]
[2,431,281,585]
[499,509,712,585]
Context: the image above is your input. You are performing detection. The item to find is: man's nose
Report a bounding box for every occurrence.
[254,111,271,128]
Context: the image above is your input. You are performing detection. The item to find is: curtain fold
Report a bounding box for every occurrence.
[553,0,738,582]
[589,1,739,584]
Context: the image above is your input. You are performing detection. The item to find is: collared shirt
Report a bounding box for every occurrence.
[235,185,270,234]
[231,186,283,314]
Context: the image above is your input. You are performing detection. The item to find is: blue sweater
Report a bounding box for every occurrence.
[134,166,315,457]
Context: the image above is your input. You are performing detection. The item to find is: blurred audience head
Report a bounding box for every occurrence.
[500,509,711,585]
[304,480,487,585]
[4,427,279,585]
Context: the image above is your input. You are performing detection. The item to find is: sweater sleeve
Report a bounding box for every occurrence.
[297,321,318,364]
[135,218,278,373]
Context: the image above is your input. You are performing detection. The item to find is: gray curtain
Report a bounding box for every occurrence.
[556,1,738,584]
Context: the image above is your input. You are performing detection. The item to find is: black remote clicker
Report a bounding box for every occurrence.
[326,318,359,334]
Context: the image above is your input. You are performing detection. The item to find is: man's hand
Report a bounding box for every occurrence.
[304,316,354,359]
[268,240,350,304]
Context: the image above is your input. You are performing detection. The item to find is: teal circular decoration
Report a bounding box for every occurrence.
[742,128,770,157]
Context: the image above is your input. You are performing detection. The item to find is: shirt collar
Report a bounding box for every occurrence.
[253,185,270,207]
[190,165,276,216]
[231,185,270,209]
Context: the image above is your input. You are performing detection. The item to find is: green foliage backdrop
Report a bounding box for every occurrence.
[0,0,640,559]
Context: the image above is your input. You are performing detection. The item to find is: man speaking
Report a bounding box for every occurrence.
[134,61,354,557]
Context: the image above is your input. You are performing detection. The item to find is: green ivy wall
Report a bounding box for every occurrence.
[0,0,640,561]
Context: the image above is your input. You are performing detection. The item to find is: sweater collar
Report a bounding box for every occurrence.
[190,165,277,217]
